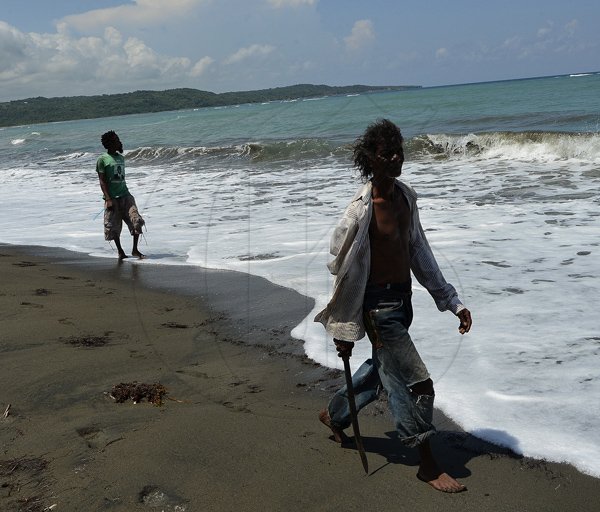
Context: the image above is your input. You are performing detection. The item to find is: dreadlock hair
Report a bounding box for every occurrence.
[101,130,118,149]
[352,119,404,181]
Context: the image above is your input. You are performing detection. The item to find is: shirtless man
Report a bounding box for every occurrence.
[96,131,145,259]
[315,119,472,492]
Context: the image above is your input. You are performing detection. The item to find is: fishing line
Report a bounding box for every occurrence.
[427,242,468,384]
[195,96,355,406]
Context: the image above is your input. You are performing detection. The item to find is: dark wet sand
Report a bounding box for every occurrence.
[1,244,598,511]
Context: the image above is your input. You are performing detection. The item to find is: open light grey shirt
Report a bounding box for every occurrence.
[314,179,465,342]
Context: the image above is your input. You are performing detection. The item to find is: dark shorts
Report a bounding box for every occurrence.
[104,195,145,240]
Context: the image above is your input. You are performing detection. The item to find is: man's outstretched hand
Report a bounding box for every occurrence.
[334,338,355,358]
[457,308,472,334]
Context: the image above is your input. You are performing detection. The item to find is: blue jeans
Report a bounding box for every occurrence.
[327,283,436,448]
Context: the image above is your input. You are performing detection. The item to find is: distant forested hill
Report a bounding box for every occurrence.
[0,84,419,127]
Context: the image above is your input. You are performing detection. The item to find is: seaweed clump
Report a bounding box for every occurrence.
[0,457,50,512]
[110,382,167,406]
[62,334,109,347]
[0,456,48,477]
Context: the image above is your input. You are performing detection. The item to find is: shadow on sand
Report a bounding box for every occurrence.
[340,428,521,479]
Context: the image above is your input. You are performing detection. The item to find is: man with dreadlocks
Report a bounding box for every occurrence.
[96,131,145,259]
[315,119,472,492]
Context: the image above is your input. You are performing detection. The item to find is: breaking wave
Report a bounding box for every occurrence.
[126,139,349,165]
[410,131,600,162]
[126,132,599,166]
[35,132,600,168]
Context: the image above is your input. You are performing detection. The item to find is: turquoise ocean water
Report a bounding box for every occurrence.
[2,72,600,476]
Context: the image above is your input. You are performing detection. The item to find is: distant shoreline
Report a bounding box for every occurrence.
[425,70,599,89]
[0,84,420,128]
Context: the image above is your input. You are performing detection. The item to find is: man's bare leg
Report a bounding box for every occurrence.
[417,440,466,493]
[410,379,465,492]
[132,234,145,259]
[319,409,351,445]
[113,236,128,260]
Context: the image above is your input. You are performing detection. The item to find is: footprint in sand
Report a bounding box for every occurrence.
[76,426,123,450]
[13,261,37,267]
[221,401,251,414]
[161,322,189,329]
[20,302,43,308]
[62,334,110,348]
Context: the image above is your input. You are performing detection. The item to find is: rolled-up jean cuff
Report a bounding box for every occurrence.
[326,410,347,430]
[401,428,437,448]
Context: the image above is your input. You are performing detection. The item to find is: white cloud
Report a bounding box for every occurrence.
[191,56,214,76]
[124,37,160,69]
[0,22,28,76]
[435,47,448,59]
[289,60,315,73]
[224,44,275,65]
[502,36,521,50]
[565,19,578,35]
[104,26,123,47]
[537,27,552,37]
[344,20,374,51]
[61,0,206,33]
[0,21,210,98]
[267,0,317,7]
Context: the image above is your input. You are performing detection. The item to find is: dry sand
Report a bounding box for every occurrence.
[1,244,599,511]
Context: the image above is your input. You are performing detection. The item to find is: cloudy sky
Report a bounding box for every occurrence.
[1,0,598,101]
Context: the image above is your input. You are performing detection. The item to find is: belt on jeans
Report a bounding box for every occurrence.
[365,281,412,294]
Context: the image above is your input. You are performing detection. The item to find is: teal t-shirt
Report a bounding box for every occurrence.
[96,152,129,199]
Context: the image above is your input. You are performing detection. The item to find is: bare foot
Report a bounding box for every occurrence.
[416,439,466,492]
[417,471,466,493]
[132,250,145,259]
[319,409,350,445]
[118,251,128,260]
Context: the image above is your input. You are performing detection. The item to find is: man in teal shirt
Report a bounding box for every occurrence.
[96,131,145,259]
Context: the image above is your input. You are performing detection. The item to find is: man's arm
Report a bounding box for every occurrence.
[327,210,359,276]
[413,232,473,334]
[409,196,473,333]
[410,217,462,313]
[334,338,355,357]
[96,160,113,209]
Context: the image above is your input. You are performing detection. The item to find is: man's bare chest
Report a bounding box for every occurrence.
[369,196,410,241]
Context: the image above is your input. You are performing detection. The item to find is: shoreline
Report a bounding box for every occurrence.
[1,243,599,511]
